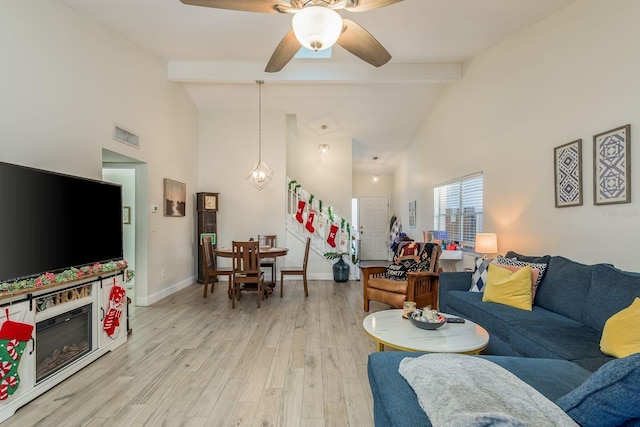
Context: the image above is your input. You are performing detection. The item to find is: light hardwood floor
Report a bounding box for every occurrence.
[5,279,389,426]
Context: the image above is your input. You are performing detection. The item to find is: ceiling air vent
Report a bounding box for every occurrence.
[113,124,139,148]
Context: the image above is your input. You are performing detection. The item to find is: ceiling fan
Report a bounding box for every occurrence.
[179,0,404,72]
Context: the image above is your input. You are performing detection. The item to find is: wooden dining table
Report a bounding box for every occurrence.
[216,246,289,290]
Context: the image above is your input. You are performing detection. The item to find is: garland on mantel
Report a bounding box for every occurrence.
[0,260,128,292]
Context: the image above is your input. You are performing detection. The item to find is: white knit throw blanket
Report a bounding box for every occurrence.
[398,354,578,427]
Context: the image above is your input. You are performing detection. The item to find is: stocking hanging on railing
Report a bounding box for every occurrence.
[305,210,316,233]
[327,223,339,248]
[294,199,306,224]
[316,211,327,238]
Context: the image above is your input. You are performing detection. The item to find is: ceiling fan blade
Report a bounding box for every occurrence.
[337,19,391,67]
[265,29,302,72]
[344,0,403,12]
[179,0,288,14]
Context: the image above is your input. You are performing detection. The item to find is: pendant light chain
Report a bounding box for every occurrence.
[246,80,272,190]
[257,80,263,164]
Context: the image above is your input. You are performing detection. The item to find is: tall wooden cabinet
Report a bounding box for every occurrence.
[196,192,218,283]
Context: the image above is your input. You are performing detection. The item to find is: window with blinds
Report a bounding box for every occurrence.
[433,172,483,247]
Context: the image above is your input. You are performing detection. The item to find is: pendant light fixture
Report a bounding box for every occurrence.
[246,80,272,190]
[372,156,380,183]
[318,124,330,154]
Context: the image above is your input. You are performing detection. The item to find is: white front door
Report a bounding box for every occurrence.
[359,197,389,260]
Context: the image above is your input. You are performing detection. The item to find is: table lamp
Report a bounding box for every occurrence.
[475,233,498,259]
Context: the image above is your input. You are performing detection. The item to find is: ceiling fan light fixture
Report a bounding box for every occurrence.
[292,6,343,51]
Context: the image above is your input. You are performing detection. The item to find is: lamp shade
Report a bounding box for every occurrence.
[475,233,498,254]
[292,6,343,51]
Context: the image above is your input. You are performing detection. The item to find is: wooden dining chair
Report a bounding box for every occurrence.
[280,237,311,298]
[258,234,277,285]
[202,235,233,299]
[231,240,265,308]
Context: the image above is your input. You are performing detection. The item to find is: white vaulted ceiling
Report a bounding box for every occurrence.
[59,0,575,174]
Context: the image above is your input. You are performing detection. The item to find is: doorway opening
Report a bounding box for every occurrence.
[102,149,148,308]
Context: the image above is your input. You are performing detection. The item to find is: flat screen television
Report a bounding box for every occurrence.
[0,161,123,283]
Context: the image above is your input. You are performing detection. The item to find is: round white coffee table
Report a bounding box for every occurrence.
[362,309,489,354]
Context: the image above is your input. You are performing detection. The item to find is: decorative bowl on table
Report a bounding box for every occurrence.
[409,311,446,330]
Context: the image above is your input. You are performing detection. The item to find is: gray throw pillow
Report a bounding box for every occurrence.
[505,251,551,283]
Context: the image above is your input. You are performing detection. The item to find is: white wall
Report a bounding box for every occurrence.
[353,174,393,199]
[392,134,429,242]
[287,124,353,217]
[395,0,640,270]
[0,0,199,303]
[196,84,287,261]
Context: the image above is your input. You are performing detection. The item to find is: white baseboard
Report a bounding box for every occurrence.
[138,275,195,306]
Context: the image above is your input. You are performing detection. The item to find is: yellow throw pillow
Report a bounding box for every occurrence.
[482,264,533,310]
[600,297,640,358]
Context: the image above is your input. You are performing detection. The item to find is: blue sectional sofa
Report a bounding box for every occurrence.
[368,352,640,426]
[439,253,640,372]
[366,254,640,426]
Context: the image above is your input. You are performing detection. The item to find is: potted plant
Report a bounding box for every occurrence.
[323,252,350,282]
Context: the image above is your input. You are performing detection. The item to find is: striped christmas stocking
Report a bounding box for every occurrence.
[0,309,34,400]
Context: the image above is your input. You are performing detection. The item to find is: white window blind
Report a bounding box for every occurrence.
[433,172,483,246]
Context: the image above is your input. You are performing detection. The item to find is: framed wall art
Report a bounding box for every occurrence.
[200,232,216,246]
[554,139,583,208]
[408,200,416,228]
[163,178,187,217]
[593,124,631,205]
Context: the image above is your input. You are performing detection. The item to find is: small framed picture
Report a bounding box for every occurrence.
[593,124,631,205]
[200,233,216,246]
[163,178,187,217]
[408,200,416,228]
[554,139,583,208]
[123,206,131,224]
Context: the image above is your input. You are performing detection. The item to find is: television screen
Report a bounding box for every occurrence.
[0,161,123,283]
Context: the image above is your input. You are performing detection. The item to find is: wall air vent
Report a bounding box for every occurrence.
[113,124,139,148]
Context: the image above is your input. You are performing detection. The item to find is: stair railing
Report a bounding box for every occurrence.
[286,178,358,277]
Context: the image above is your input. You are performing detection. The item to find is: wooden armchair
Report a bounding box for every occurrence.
[258,234,277,284]
[231,241,265,308]
[202,235,233,299]
[361,243,442,312]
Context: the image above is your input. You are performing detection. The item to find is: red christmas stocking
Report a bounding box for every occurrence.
[0,309,34,400]
[295,200,306,223]
[327,223,339,248]
[305,211,316,233]
[103,280,127,337]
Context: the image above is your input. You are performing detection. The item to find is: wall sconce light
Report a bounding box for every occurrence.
[372,156,380,183]
[475,233,498,259]
[246,80,272,190]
